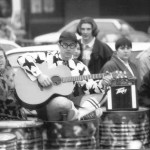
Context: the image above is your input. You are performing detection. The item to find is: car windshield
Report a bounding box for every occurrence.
[96,22,119,33]
[0,43,17,51]
[118,20,135,32]
[61,22,79,33]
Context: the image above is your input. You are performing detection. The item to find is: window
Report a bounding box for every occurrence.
[30,0,55,14]
[0,0,12,17]
[43,0,55,13]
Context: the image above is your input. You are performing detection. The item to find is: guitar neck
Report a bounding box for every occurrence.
[62,73,104,83]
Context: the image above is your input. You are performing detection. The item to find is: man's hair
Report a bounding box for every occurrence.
[76,17,99,37]
[115,37,132,50]
[59,31,78,43]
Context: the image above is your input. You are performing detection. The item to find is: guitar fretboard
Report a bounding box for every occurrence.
[62,74,104,83]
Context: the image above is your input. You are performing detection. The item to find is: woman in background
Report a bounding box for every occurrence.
[73,40,83,61]
[0,47,25,120]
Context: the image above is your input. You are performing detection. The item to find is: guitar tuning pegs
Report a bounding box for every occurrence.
[123,71,127,74]
[115,70,119,74]
[105,71,110,75]
[118,71,123,78]
[123,71,127,78]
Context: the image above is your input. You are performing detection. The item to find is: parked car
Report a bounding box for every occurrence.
[6,44,59,69]
[0,39,20,51]
[34,18,150,44]
[6,42,150,69]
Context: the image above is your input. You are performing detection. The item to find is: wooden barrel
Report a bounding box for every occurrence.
[99,107,150,149]
[42,118,99,150]
[0,133,17,150]
[0,121,43,150]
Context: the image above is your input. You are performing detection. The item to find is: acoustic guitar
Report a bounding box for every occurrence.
[14,63,125,109]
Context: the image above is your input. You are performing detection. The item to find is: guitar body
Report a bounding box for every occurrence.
[14,63,74,109]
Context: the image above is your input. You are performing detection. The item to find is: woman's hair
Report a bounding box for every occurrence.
[76,40,83,61]
[0,46,11,67]
[115,37,132,50]
[76,17,99,37]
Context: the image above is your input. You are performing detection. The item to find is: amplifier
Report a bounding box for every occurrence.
[107,77,138,111]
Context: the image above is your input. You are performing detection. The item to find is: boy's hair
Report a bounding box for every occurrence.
[115,37,132,50]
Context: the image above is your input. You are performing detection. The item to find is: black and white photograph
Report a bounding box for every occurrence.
[0,0,150,149]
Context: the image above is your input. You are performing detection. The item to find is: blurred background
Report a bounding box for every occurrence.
[0,0,150,45]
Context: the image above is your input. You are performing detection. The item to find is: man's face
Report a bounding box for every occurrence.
[80,23,93,42]
[59,40,77,60]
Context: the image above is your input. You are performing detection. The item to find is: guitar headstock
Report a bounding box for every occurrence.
[102,71,128,87]
[110,71,137,86]
[111,70,137,84]
[101,71,136,88]
[112,70,128,79]
[103,71,128,79]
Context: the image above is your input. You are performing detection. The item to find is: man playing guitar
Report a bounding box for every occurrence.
[16,31,113,121]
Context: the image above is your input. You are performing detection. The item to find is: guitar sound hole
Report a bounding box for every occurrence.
[51,76,61,85]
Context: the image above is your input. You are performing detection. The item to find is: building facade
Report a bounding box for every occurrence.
[1,0,150,38]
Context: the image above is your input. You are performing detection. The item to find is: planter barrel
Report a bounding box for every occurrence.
[43,118,99,149]
[99,107,150,149]
[0,121,43,150]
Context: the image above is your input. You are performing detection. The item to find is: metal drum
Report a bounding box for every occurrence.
[0,133,17,150]
[0,121,43,150]
[99,107,150,149]
[43,118,99,150]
